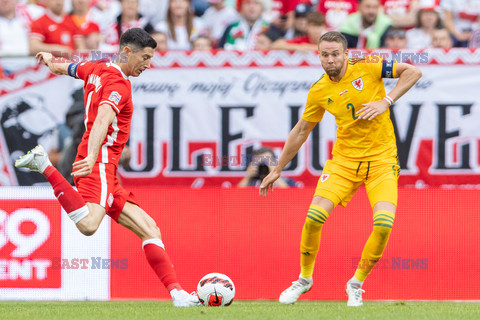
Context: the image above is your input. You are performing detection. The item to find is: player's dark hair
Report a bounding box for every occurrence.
[119,28,157,52]
[318,31,348,51]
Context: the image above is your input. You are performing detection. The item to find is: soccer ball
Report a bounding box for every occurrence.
[197,273,235,306]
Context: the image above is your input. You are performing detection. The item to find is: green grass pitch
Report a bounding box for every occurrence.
[2,301,480,320]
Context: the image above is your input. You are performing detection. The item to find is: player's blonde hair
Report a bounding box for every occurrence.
[318,31,348,51]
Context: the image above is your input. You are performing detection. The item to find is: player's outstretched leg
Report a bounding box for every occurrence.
[346,209,395,307]
[15,145,90,226]
[279,204,329,304]
[118,202,200,307]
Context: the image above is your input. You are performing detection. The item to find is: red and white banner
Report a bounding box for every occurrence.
[0,187,110,300]
[0,50,480,187]
[1,186,479,300]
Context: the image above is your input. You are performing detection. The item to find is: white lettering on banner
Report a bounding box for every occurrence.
[0,209,50,257]
[243,73,312,97]
[0,209,52,281]
[132,82,181,97]
[188,78,234,98]
[0,259,51,280]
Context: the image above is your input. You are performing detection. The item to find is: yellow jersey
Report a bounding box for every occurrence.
[302,56,398,161]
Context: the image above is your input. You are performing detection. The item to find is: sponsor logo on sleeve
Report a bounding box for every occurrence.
[108,91,122,105]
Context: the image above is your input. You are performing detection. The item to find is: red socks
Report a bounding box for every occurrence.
[143,239,182,292]
[44,166,88,222]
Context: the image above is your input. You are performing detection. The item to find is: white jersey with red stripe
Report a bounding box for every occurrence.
[72,60,132,167]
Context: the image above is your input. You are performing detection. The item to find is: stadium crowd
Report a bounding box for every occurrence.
[0,0,479,75]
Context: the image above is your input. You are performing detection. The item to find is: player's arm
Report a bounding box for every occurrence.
[35,51,71,75]
[386,62,423,102]
[72,104,116,177]
[357,62,422,120]
[259,118,317,196]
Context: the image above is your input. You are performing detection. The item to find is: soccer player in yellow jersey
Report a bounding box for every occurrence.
[260,31,422,307]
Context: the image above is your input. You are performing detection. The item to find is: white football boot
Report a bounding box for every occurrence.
[15,145,51,173]
[279,277,313,304]
[171,289,201,307]
[346,280,365,307]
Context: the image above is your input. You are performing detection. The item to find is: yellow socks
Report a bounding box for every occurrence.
[354,210,395,281]
[300,205,330,279]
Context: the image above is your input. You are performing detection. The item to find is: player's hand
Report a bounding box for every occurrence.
[71,156,96,177]
[356,99,390,120]
[36,52,53,67]
[259,170,281,197]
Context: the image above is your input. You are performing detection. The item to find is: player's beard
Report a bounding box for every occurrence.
[325,66,342,78]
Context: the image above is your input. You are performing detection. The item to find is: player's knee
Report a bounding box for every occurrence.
[373,210,395,236]
[76,217,100,236]
[305,205,330,228]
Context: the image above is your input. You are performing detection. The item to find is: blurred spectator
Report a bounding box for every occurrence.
[418,0,440,11]
[317,0,358,31]
[271,11,326,52]
[1,0,43,72]
[89,0,121,36]
[139,0,168,26]
[442,0,480,47]
[264,1,306,39]
[384,26,407,48]
[0,64,4,79]
[431,27,453,48]
[283,2,311,39]
[469,28,480,48]
[269,0,303,22]
[406,7,441,48]
[65,0,101,50]
[340,0,392,48]
[102,0,154,51]
[155,0,205,50]
[381,0,420,28]
[254,29,281,49]
[29,0,86,56]
[268,12,291,39]
[218,0,269,50]
[151,31,168,51]
[255,31,273,50]
[201,0,239,46]
[271,1,310,40]
[192,35,213,49]
[237,147,294,187]
[193,0,210,16]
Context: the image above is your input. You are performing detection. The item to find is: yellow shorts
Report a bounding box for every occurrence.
[314,156,400,208]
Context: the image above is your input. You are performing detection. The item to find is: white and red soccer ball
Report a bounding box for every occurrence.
[197,273,235,306]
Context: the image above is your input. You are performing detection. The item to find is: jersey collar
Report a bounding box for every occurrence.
[107,62,128,79]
